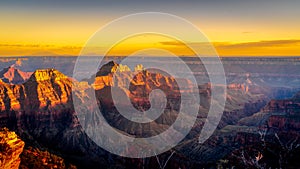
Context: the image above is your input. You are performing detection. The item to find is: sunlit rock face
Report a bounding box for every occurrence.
[0,67,32,84]
[0,69,100,168]
[93,61,194,92]
[25,69,73,109]
[0,128,25,169]
[0,68,78,131]
[0,80,23,111]
[0,68,73,112]
[0,69,77,145]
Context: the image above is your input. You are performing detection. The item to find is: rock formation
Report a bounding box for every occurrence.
[0,60,298,168]
[0,128,24,169]
[0,66,32,84]
[0,68,73,112]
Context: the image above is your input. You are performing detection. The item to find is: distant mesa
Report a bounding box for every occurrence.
[0,66,32,84]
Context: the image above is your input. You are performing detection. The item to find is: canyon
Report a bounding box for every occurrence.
[0,58,299,168]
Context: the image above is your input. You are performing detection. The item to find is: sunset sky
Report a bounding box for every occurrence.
[1,0,300,57]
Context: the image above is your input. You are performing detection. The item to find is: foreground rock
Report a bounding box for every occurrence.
[0,128,25,169]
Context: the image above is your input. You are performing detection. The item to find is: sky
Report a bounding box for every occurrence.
[1,0,300,57]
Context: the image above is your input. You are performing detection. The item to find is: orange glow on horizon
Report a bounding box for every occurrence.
[1,40,300,57]
[1,9,300,57]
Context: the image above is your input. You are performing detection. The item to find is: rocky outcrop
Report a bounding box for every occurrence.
[0,128,25,169]
[20,147,77,169]
[264,93,300,131]
[239,91,300,129]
